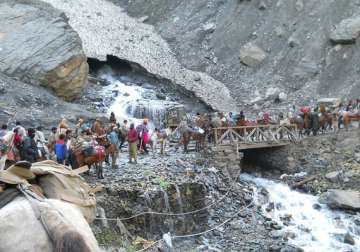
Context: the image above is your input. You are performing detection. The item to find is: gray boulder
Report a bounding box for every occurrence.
[330,16,360,44]
[319,189,360,211]
[0,0,88,101]
[325,171,341,182]
[239,43,267,67]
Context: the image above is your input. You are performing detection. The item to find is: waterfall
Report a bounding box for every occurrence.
[241,174,360,252]
[174,184,183,213]
[144,191,154,235]
[161,188,171,213]
[99,67,181,128]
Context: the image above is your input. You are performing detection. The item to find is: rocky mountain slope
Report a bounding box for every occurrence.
[0,73,97,129]
[112,0,360,109]
[0,0,88,101]
[41,0,237,112]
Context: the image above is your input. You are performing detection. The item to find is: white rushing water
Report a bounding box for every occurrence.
[99,67,181,129]
[241,174,360,252]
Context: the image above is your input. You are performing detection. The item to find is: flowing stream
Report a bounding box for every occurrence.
[241,174,360,252]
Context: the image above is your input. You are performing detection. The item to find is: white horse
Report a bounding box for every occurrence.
[149,128,172,155]
[0,196,101,252]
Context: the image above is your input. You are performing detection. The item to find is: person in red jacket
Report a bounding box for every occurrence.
[127,123,138,164]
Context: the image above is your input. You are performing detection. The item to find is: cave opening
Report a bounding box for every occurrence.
[88,55,133,75]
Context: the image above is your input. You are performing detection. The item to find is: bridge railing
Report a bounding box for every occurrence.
[213,124,298,146]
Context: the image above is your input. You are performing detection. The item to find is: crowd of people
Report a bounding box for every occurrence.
[0,98,359,173]
[0,112,160,171]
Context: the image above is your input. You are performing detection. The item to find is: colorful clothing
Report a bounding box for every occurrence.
[54,139,67,164]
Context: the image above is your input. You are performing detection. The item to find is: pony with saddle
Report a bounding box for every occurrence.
[69,136,106,179]
[0,160,100,252]
[176,121,206,153]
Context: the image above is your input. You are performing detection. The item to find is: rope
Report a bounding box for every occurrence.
[133,198,255,252]
[94,190,231,221]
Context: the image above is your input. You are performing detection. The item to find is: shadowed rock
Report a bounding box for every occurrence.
[0,0,88,101]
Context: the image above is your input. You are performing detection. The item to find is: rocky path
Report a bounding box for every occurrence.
[42,0,236,112]
[85,146,286,251]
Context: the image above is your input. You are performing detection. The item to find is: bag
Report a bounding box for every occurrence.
[31,160,96,222]
[94,146,105,160]
[143,133,149,145]
[82,146,95,157]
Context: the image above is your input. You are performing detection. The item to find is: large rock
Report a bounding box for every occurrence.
[239,43,267,67]
[319,189,360,211]
[330,16,360,44]
[0,0,88,101]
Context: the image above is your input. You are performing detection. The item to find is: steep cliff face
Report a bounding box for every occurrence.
[112,0,360,108]
[0,0,88,101]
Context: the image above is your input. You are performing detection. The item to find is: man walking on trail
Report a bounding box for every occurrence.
[54,134,67,165]
[35,126,49,160]
[119,120,129,151]
[47,127,57,155]
[138,119,149,154]
[22,128,38,163]
[108,124,120,168]
[127,123,138,164]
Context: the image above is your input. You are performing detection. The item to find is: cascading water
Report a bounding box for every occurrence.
[98,66,181,128]
[174,184,183,213]
[161,188,171,213]
[241,174,360,252]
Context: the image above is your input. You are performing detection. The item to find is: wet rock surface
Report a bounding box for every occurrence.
[85,147,284,251]
[278,130,360,195]
[319,189,360,211]
[0,0,88,101]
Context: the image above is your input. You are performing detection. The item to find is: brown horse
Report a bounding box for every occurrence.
[72,146,105,179]
[92,121,118,168]
[235,119,257,138]
[343,112,360,130]
[289,116,305,138]
[96,135,118,168]
[177,122,206,153]
[182,130,206,153]
[70,136,106,179]
[319,112,333,133]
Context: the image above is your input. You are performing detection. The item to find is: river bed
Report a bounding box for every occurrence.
[241,174,360,252]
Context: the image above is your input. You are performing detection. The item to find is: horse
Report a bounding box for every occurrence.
[289,115,305,138]
[319,112,333,133]
[177,122,206,153]
[343,112,360,131]
[235,119,257,140]
[92,122,118,169]
[70,138,106,179]
[0,197,100,252]
[149,128,172,155]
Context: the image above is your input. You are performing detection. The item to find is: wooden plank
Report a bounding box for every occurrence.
[218,129,231,144]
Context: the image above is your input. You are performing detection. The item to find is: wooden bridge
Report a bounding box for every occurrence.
[213,124,298,150]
